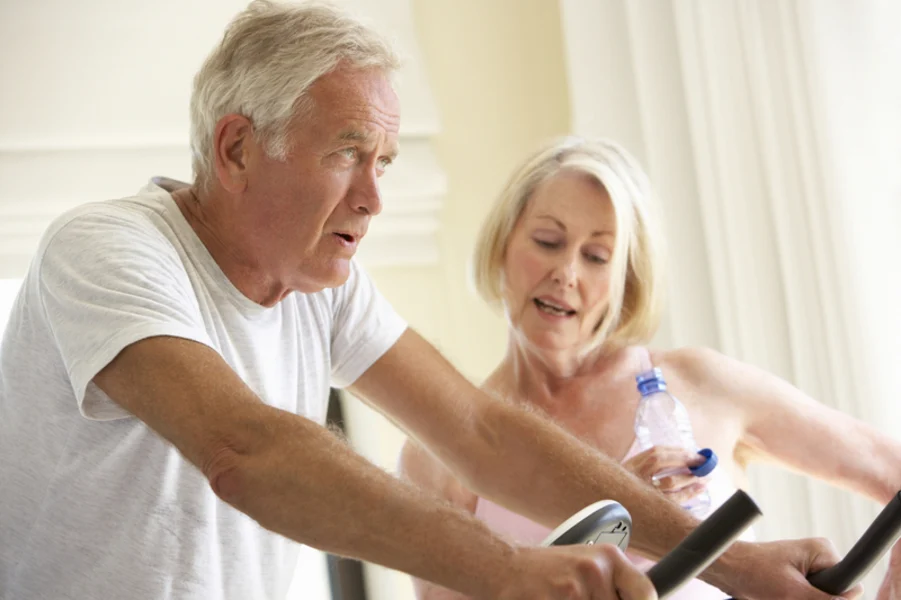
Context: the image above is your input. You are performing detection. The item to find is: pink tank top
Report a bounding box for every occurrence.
[473,349,754,599]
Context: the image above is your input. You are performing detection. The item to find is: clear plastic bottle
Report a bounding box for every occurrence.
[633,367,714,518]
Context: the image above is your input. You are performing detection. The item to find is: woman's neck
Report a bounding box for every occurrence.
[486,334,632,415]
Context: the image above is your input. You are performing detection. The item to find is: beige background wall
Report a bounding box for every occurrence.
[377,0,571,377]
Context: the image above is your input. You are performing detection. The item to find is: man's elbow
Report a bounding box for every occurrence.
[203,443,246,505]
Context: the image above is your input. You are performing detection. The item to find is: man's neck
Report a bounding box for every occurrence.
[169,186,288,307]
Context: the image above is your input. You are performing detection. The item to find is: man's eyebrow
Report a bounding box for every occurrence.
[339,129,399,162]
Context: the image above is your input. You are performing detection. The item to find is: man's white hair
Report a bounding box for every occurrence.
[189,0,401,188]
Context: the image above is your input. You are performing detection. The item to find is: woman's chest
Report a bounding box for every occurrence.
[545,372,745,472]
[544,378,644,462]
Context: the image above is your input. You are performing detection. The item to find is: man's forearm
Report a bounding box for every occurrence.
[452,398,700,559]
[215,406,514,597]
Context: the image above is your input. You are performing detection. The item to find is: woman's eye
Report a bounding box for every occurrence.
[534,239,559,249]
[585,254,608,265]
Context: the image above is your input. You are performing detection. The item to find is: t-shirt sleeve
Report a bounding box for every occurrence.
[37,207,214,419]
[329,260,407,388]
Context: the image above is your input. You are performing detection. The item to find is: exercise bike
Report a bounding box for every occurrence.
[544,489,901,598]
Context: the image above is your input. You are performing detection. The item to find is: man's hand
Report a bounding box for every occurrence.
[710,538,863,599]
[489,545,656,600]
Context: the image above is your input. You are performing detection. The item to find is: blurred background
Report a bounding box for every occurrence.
[1,0,900,598]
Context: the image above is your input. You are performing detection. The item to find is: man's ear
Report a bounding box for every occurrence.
[213,114,255,194]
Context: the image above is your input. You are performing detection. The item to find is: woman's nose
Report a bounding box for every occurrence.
[551,258,577,287]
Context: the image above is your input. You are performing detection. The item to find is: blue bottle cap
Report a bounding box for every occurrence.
[636,367,667,396]
[689,448,718,477]
[635,367,664,385]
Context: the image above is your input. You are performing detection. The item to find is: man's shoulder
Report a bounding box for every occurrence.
[31,183,187,280]
[50,183,171,233]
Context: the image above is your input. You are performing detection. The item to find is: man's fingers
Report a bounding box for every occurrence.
[804,537,842,573]
[585,545,656,600]
[610,555,657,600]
[801,537,865,599]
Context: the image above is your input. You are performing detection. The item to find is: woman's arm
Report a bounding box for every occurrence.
[398,441,479,600]
[669,346,901,504]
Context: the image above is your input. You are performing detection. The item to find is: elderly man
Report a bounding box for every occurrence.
[0,2,858,599]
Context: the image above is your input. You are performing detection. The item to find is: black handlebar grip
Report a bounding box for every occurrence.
[648,489,762,598]
[806,491,901,595]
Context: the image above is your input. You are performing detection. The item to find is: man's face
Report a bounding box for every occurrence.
[238,66,400,294]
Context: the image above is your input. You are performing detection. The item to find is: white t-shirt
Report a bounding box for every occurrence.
[0,182,408,600]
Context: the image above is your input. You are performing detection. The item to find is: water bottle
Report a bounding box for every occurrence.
[633,367,716,518]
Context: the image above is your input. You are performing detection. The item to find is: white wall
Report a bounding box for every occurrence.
[0,279,23,338]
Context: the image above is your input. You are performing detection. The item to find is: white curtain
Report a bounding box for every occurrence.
[560,0,901,595]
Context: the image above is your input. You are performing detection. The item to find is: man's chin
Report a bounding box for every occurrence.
[315,260,352,289]
[293,257,353,293]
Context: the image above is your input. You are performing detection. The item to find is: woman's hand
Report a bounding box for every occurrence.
[623,445,709,504]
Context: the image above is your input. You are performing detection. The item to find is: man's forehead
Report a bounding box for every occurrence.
[310,67,400,120]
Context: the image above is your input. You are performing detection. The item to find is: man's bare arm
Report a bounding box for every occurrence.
[93,335,522,597]
[350,329,699,559]
[352,331,866,600]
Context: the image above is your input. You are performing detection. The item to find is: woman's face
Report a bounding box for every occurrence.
[502,170,617,354]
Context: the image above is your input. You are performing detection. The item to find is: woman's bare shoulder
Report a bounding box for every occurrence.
[650,346,733,385]
[647,346,754,412]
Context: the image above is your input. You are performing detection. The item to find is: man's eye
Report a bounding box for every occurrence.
[340,148,358,160]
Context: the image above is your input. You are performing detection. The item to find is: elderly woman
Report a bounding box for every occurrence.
[400,136,901,599]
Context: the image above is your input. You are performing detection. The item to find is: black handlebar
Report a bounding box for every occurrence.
[805,491,901,595]
[551,489,901,598]
[722,490,901,599]
[648,489,762,598]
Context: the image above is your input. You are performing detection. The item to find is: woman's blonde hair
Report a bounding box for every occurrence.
[472,136,665,349]
[189,0,400,189]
